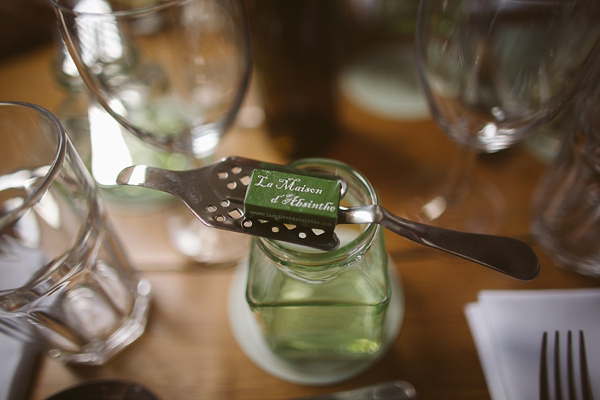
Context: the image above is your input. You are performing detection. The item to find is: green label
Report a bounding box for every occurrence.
[244,168,340,229]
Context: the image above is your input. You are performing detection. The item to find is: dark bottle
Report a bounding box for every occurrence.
[243,0,348,159]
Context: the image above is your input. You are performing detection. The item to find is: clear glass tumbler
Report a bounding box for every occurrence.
[532,81,600,278]
[246,158,390,361]
[0,102,151,365]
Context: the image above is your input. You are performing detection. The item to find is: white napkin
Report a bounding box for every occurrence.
[465,289,600,400]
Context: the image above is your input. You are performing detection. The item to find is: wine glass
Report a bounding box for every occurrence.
[410,0,600,233]
[52,0,252,264]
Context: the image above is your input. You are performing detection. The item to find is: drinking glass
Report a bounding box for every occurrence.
[0,102,150,365]
[52,0,252,263]
[532,78,600,277]
[410,0,600,233]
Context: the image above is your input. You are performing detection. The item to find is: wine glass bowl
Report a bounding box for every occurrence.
[419,1,600,152]
[412,0,600,233]
[53,0,252,157]
[52,0,253,265]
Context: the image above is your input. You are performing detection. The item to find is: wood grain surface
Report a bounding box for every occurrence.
[2,44,598,400]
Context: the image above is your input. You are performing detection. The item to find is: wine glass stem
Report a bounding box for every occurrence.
[440,146,479,206]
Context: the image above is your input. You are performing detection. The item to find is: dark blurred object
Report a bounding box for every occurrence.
[347,0,418,41]
[0,0,55,60]
[243,0,349,159]
[45,379,159,400]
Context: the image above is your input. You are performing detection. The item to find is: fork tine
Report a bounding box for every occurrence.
[555,331,564,400]
[540,330,596,400]
[568,331,577,400]
[580,331,595,400]
[541,331,550,400]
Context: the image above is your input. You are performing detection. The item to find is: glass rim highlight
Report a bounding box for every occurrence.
[0,102,67,230]
[51,0,187,17]
[256,158,381,269]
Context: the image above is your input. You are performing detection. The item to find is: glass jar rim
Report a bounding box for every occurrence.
[255,158,380,269]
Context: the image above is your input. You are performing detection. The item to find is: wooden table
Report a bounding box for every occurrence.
[2,44,599,400]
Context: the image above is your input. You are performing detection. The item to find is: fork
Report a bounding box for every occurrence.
[540,330,595,400]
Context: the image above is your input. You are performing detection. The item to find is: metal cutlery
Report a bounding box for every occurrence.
[117,156,539,281]
[44,379,416,400]
[540,330,595,400]
[290,380,418,399]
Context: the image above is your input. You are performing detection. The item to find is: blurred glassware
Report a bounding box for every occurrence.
[0,102,150,365]
[532,79,600,278]
[524,107,576,165]
[339,0,429,121]
[409,0,600,234]
[52,0,252,264]
[53,31,183,210]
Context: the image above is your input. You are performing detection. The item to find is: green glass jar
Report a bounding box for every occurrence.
[246,158,390,362]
